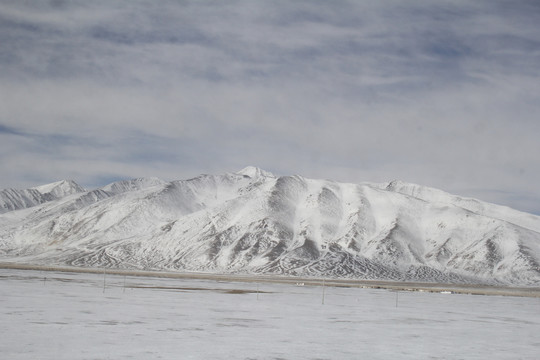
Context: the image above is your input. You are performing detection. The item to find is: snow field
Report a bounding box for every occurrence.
[1,269,539,359]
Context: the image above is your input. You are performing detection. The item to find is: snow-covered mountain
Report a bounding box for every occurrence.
[1,167,539,286]
[0,180,85,214]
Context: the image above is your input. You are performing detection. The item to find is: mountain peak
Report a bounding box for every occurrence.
[32,180,85,197]
[236,166,274,178]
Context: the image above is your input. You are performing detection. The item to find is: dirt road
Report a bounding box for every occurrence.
[1,262,539,297]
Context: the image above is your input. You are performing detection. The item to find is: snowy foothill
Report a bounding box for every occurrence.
[1,269,539,359]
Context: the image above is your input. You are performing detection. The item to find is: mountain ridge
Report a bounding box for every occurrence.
[0,179,85,214]
[1,167,539,286]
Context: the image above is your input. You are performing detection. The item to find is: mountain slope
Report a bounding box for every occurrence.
[1,168,539,286]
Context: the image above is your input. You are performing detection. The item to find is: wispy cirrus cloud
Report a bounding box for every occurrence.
[1,0,539,214]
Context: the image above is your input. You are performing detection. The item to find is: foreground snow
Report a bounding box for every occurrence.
[1,269,539,359]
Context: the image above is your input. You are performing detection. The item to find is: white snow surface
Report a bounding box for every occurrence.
[1,167,540,285]
[1,269,539,360]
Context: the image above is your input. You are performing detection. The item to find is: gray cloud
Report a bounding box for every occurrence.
[0,0,539,214]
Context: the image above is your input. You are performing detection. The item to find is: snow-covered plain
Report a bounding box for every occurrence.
[2,269,539,359]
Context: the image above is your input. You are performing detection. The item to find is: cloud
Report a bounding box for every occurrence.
[0,0,539,214]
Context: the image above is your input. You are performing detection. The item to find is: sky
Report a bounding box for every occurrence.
[1,0,539,214]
